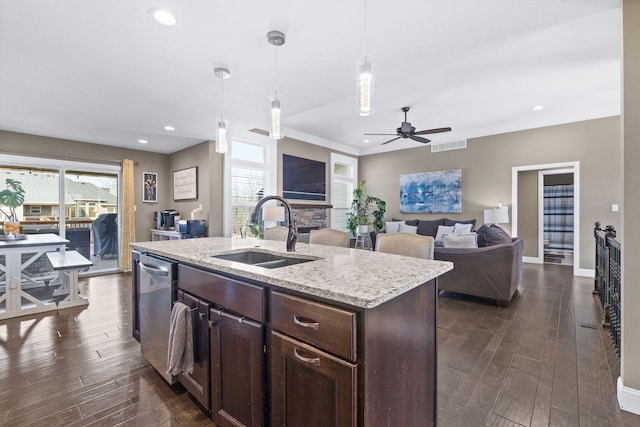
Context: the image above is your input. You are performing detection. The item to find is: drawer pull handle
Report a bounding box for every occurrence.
[293,348,320,367]
[293,315,319,330]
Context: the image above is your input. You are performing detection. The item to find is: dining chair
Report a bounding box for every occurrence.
[264,226,289,241]
[309,228,350,247]
[375,232,435,259]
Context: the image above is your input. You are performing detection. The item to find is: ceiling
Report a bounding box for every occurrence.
[0,0,621,156]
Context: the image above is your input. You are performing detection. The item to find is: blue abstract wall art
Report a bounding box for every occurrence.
[399,169,462,213]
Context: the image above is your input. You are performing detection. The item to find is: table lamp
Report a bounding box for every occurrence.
[484,203,509,225]
[263,205,285,223]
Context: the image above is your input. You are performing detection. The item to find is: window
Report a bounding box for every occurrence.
[228,138,276,237]
[30,206,42,214]
[330,153,358,232]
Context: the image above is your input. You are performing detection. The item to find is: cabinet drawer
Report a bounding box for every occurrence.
[270,331,357,427]
[270,291,356,361]
[179,264,265,322]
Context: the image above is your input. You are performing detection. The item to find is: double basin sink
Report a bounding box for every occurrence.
[212,250,318,269]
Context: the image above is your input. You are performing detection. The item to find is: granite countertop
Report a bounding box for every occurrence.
[131,237,453,309]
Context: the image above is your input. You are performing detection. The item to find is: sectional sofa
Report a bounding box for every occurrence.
[371,218,524,307]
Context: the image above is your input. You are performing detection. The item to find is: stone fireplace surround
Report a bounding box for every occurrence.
[289,204,332,238]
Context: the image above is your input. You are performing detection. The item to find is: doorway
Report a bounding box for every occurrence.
[540,170,574,266]
[512,161,580,276]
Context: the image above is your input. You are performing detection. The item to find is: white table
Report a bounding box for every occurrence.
[0,233,69,319]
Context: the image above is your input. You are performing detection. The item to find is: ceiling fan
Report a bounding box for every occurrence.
[365,106,451,145]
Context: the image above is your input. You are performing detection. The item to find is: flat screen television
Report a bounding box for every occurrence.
[282,154,326,201]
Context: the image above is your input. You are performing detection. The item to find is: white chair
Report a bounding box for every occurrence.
[309,228,350,247]
[264,226,289,241]
[375,232,435,260]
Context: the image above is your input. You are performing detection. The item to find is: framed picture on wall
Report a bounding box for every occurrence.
[143,172,157,203]
[173,166,198,201]
[399,169,462,213]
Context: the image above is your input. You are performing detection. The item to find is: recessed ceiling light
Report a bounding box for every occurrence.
[164,125,175,131]
[150,8,177,26]
[532,105,544,111]
[138,139,148,144]
[363,139,370,143]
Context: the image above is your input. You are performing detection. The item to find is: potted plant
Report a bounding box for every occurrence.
[346,180,386,236]
[0,178,25,237]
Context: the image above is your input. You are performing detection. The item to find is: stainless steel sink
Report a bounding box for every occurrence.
[212,250,317,269]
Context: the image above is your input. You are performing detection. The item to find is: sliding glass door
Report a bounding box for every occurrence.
[0,155,121,274]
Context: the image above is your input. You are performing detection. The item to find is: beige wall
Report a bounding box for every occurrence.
[622,0,640,394]
[359,116,622,270]
[168,140,214,234]
[518,170,538,257]
[0,130,170,243]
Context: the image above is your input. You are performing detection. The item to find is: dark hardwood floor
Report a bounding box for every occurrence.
[0,264,637,426]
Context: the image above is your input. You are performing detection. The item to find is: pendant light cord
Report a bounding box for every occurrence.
[274,44,279,98]
[364,0,368,57]
[220,75,224,119]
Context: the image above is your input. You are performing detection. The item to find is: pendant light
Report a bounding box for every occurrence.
[267,30,285,140]
[214,67,230,153]
[356,0,374,116]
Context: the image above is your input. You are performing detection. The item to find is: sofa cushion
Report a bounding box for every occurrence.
[435,225,455,243]
[385,221,403,234]
[444,218,477,230]
[417,218,445,237]
[453,223,473,234]
[476,224,512,247]
[399,223,418,234]
[442,233,478,248]
[393,218,418,226]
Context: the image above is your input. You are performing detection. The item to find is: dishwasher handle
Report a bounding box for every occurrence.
[139,262,170,276]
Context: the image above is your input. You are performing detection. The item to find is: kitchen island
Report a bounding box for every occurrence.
[131,237,452,427]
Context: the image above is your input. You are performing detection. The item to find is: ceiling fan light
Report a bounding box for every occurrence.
[356,55,375,116]
[269,94,283,140]
[216,118,228,153]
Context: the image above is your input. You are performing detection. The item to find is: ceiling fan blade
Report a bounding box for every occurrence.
[364,133,398,136]
[409,135,431,144]
[381,137,401,145]
[414,127,452,135]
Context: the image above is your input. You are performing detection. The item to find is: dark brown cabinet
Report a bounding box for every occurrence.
[168,262,438,426]
[270,331,357,427]
[178,264,266,425]
[131,251,141,342]
[210,309,265,427]
[178,290,211,411]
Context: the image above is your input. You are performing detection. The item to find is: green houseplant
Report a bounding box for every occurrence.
[346,180,386,236]
[0,178,26,236]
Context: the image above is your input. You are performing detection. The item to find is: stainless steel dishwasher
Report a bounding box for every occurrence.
[138,253,177,384]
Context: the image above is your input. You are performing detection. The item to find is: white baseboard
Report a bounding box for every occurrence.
[576,268,595,278]
[523,256,543,264]
[618,377,640,415]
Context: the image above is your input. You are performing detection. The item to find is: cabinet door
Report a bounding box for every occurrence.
[179,291,211,411]
[131,256,140,342]
[210,309,264,427]
[270,331,357,427]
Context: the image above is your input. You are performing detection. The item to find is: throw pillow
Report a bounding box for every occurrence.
[417,218,445,237]
[442,233,478,248]
[453,223,473,234]
[476,224,512,247]
[392,218,419,226]
[385,221,403,234]
[399,223,418,234]
[444,218,477,230]
[435,225,455,243]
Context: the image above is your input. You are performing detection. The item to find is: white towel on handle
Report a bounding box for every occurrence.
[166,301,194,375]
